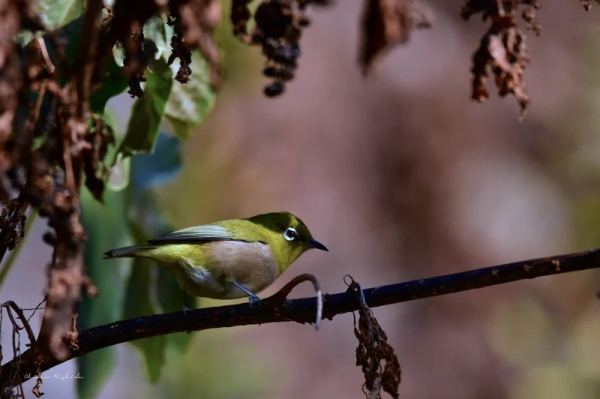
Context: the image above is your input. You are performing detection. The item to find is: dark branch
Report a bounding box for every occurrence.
[3,246,600,386]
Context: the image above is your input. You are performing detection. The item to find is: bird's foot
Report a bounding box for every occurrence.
[182,304,193,334]
[248,295,261,308]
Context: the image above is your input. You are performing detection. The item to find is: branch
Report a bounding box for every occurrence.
[36,0,103,362]
[3,246,600,386]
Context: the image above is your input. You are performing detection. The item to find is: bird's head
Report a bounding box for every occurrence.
[247,211,328,272]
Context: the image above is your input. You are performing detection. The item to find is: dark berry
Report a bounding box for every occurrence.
[42,231,56,246]
[264,81,285,97]
[263,67,278,77]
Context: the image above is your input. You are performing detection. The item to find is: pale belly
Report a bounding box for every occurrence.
[167,241,280,300]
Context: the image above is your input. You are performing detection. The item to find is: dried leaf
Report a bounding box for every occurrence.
[231,0,253,40]
[580,0,600,11]
[471,21,530,118]
[347,276,401,399]
[463,0,539,118]
[82,116,115,202]
[171,0,222,89]
[359,0,431,75]
[0,199,27,251]
[124,21,147,99]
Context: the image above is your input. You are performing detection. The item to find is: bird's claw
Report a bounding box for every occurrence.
[182,304,193,334]
[249,295,261,307]
[182,303,191,317]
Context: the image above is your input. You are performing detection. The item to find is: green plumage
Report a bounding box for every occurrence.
[103,212,327,302]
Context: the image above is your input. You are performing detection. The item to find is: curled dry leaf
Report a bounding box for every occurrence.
[359,0,431,75]
[82,116,115,202]
[230,0,332,97]
[32,374,44,398]
[581,0,600,11]
[462,0,540,118]
[100,0,160,99]
[123,21,148,99]
[0,199,28,251]
[346,276,401,399]
[167,16,193,84]
[471,19,530,118]
[170,0,222,89]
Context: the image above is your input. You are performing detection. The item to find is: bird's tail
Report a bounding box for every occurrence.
[103,245,156,259]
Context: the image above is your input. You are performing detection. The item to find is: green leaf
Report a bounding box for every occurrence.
[157,265,191,358]
[123,254,166,382]
[130,133,181,197]
[36,0,84,30]
[128,192,191,358]
[77,186,132,399]
[143,15,170,62]
[119,60,173,156]
[125,132,190,365]
[165,50,216,140]
[90,57,129,114]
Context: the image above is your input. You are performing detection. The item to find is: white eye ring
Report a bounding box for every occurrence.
[283,227,297,241]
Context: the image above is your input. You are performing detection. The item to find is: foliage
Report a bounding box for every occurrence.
[0,0,597,398]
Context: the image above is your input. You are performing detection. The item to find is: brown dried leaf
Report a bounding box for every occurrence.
[123,21,147,99]
[0,199,27,251]
[167,16,193,84]
[172,0,222,89]
[463,0,540,118]
[347,277,401,399]
[62,314,79,351]
[581,0,600,11]
[359,0,430,75]
[471,21,530,118]
[82,116,115,202]
[231,0,254,41]
[32,375,44,398]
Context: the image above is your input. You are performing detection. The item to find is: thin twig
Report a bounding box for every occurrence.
[3,302,37,348]
[267,273,322,329]
[35,37,55,75]
[25,296,47,323]
[2,246,600,386]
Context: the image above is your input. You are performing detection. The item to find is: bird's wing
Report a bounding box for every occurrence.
[146,224,234,245]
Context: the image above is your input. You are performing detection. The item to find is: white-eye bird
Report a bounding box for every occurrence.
[103,211,328,306]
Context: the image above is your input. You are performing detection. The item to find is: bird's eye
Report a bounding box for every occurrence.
[283,227,297,241]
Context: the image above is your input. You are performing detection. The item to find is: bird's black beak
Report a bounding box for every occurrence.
[306,239,328,251]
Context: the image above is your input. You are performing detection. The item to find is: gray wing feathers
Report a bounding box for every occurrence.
[146,224,233,244]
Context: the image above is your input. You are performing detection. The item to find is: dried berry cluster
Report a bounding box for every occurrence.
[170,0,221,89]
[231,0,331,97]
[167,15,193,84]
[462,0,541,117]
[123,22,148,99]
[104,0,221,98]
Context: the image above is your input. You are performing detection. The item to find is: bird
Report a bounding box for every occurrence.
[103,211,328,307]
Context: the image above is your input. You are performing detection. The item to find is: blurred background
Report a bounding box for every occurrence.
[5,0,600,398]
